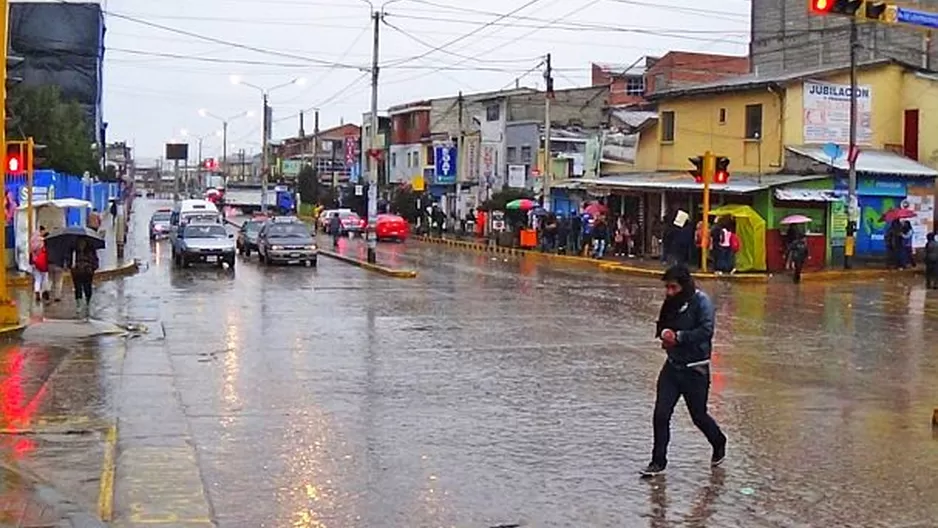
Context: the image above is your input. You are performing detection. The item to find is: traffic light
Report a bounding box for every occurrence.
[5,141,28,175]
[688,156,704,183]
[203,158,218,170]
[808,0,862,16]
[715,156,730,184]
[864,1,887,20]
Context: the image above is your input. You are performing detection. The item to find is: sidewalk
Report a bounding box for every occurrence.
[7,221,139,289]
[0,464,106,528]
[413,234,920,282]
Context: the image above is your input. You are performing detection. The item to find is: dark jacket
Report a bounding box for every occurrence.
[72,248,99,275]
[328,216,342,235]
[655,289,715,366]
[926,240,938,263]
[46,242,70,268]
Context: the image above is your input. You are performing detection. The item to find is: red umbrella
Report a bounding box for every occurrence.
[881,207,916,222]
[584,202,607,216]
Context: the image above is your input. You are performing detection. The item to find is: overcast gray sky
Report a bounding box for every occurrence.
[102,0,752,159]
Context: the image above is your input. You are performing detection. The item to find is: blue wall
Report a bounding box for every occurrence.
[4,170,119,249]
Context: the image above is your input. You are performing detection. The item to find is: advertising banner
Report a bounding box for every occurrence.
[803,81,872,145]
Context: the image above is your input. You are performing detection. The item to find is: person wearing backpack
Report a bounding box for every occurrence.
[788,232,809,284]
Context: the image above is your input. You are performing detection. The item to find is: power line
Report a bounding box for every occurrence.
[381,0,547,67]
[279,24,372,105]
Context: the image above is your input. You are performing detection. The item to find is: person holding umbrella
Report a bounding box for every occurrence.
[45,226,105,319]
[71,238,99,319]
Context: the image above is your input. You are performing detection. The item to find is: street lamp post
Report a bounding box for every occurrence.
[230,75,305,214]
[198,108,253,185]
[181,129,223,193]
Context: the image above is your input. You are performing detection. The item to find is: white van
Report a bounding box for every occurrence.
[171,199,222,228]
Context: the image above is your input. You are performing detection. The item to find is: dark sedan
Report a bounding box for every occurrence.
[237,219,265,257]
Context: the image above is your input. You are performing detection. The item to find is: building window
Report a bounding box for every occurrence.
[486,103,500,122]
[521,145,532,162]
[426,145,434,165]
[391,152,397,168]
[660,111,675,142]
[719,108,727,125]
[625,75,644,95]
[745,104,763,139]
[406,113,416,129]
[507,146,518,163]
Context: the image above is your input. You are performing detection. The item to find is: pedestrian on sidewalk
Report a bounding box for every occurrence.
[328,212,342,249]
[788,231,809,284]
[109,199,118,224]
[70,238,99,320]
[30,228,49,303]
[925,232,938,289]
[643,264,727,477]
[46,234,69,302]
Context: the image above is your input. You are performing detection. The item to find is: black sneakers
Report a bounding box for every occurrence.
[711,439,727,467]
[640,462,666,477]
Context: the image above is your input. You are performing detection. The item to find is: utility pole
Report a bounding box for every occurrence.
[700,152,715,273]
[197,138,203,194]
[457,91,465,221]
[222,121,228,185]
[313,109,320,187]
[261,92,270,214]
[0,0,16,327]
[366,8,380,264]
[543,53,554,213]
[845,17,859,269]
[173,159,180,201]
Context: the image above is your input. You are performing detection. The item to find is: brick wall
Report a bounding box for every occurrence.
[751,0,934,75]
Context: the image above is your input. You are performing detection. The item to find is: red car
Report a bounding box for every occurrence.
[375,214,409,241]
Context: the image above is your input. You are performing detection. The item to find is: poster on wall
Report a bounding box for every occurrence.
[507,165,526,188]
[480,143,497,186]
[905,195,934,248]
[803,81,872,145]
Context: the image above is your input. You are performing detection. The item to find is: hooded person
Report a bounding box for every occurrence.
[642,264,727,477]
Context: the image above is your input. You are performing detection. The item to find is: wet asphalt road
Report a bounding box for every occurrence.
[2,199,938,527]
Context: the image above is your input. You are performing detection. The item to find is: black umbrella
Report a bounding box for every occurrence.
[45,226,106,255]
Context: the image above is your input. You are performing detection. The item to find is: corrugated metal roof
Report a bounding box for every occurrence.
[787,145,938,176]
[557,173,825,194]
[649,59,901,100]
[774,188,840,202]
[610,110,657,131]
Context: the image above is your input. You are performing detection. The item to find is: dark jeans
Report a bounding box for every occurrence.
[72,272,93,302]
[927,261,938,288]
[793,259,805,283]
[652,361,725,467]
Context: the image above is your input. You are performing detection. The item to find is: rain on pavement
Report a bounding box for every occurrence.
[1,199,937,527]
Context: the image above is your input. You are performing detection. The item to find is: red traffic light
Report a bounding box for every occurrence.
[7,154,22,174]
[202,158,218,170]
[809,0,832,13]
[5,142,26,174]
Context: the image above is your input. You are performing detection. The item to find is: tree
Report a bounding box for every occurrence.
[297,164,319,205]
[6,85,99,176]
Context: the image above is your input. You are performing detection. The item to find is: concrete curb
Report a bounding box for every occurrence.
[414,235,916,283]
[413,235,767,282]
[319,250,418,278]
[7,260,140,289]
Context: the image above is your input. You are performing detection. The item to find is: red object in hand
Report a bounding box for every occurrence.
[660,328,677,348]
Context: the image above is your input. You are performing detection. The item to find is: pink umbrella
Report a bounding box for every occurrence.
[881,207,916,222]
[780,214,812,225]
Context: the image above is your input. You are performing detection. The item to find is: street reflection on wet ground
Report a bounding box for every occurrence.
[1,200,937,526]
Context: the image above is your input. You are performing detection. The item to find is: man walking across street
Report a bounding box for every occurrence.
[643,264,727,477]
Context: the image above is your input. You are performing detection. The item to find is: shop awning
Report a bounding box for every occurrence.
[774,188,840,202]
[572,173,825,194]
[787,145,938,177]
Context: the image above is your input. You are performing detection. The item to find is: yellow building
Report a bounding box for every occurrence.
[568,59,938,270]
[635,59,938,173]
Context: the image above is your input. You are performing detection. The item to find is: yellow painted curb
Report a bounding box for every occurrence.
[799,267,919,281]
[319,250,418,278]
[6,261,140,289]
[0,323,27,339]
[98,423,117,522]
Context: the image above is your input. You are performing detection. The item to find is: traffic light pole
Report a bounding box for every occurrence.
[27,138,34,246]
[701,151,715,273]
[845,17,859,269]
[0,0,19,327]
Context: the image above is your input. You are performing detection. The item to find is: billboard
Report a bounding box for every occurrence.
[803,81,872,145]
[165,143,188,161]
